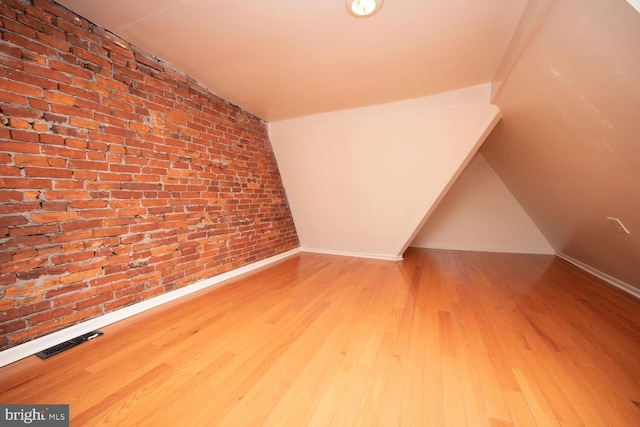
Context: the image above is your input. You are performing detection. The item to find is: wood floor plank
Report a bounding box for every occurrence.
[516,348,583,426]
[512,367,561,427]
[1,249,639,426]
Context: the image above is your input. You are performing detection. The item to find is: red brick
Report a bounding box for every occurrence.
[9,320,62,343]
[2,16,37,38]
[42,113,67,123]
[24,167,73,178]
[23,62,72,84]
[0,299,14,311]
[69,200,107,210]
[68,257,108,274]
[1,105,41,122]
[25,5,54,24]
[58,83,100,103]
[16,266,65,280]
[20,51,47,66]
[44,190,88,200]
[103,125,135,138]
[8,117,30,129]
[28,305,74,325]
[103,295,136,311]
[38,134,65,147]
[59,267,103,285]
[4,234,49,248]
[99,172,133,182]
[0,256,47,274]
[3,31,55,56]
[0,201,37,216]
[36,31,71,52]
[0,177,52,189]
[55,15,94,40]
[104,217,135,227]
[41,144,87,159]
[49,250,91,265]
[30,211,78,223]
[10,129,39,143]
[60,219,103,232]
[51,180,83,190]
[40,201,67,212]
[0,48,23,68]
[0,90,27,106]
[0,2,18,18]
[0,215,27,226]
[72,77,111,96]
[45,283,87,299]
[14,14,44,33]
[0,191,23,202]
[94,226,129,238]
[67,160,108,172]
[49,106,91,122]
[33,0,85,25]
[94,112,128,128]
[75,293,113,311]
[93,27,130,50]
[6,67,58,90]
[49,59,92,79]
[29,155,66,169]
[134,51,162,71]
[69,117,100,130]
[60,306,102,325]
[0,165,21,176]
[0,319,26,335]
[49,229,93,244]
[86,173,121,187]
[43,90,75,105]
[102,97,133,114]
[32,120,49,132]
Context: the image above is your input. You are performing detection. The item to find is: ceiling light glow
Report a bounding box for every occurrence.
[346,0,382,18]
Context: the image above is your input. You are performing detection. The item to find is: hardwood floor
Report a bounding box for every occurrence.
[1,248,639,426]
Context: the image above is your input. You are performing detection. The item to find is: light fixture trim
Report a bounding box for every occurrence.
[346,0,383,18]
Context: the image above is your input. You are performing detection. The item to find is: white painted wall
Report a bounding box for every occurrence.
[411,153,553,254]
[485,0,640,289]
[269,85,501,259]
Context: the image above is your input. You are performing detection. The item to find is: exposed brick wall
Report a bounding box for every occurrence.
[0,0,299,350]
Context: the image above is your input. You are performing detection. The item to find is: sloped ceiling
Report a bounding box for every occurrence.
[54,0,528,121]
[483,0,640,288]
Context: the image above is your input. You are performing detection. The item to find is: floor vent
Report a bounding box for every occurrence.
[35,331,103,359]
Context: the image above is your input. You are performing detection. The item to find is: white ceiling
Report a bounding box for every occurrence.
[55,0,528,121]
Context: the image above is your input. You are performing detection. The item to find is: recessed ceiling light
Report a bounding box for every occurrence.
[346,0,383,18]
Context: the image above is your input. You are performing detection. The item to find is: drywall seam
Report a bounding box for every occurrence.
[415,243,554,255]
[491,0,557,100]
[556,252,640,299]
[302,248,403,261]
[0,248,302,368]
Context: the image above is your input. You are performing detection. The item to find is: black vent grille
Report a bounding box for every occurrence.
[35,331,103,359]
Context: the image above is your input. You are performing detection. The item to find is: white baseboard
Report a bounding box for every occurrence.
[0,248,301,368]
[409,243,555,255]
[556,252,640,300]
[302,247,403,261]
